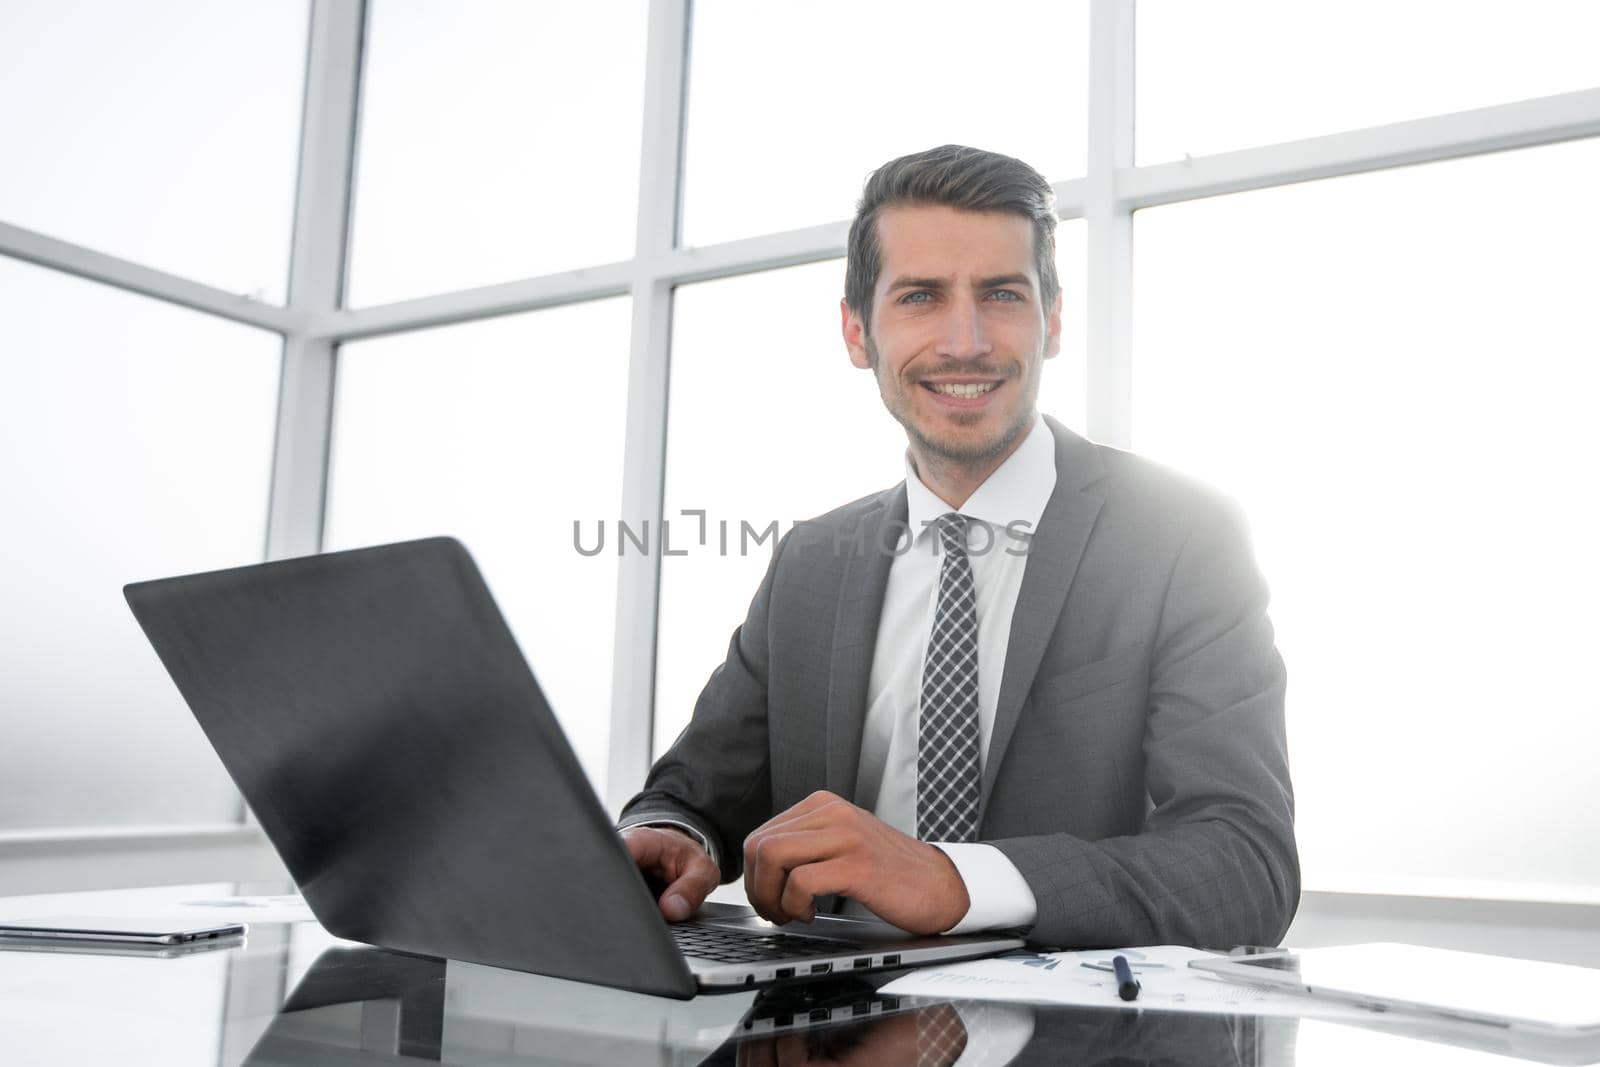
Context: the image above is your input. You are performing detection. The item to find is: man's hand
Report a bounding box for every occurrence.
[736,1005,966,1067]
[742,791,969,935]
[621,825,720,922]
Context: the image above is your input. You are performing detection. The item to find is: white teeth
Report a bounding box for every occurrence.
[930,381,998,397]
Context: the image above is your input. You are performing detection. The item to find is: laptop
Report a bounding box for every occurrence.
[124,537,1023,998]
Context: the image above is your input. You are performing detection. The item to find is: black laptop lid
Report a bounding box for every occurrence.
[125,537,695,998]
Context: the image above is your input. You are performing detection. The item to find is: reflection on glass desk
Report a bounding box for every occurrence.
[2,884,1599,1066]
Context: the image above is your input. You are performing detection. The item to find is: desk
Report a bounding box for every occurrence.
[2,883,1596,1066]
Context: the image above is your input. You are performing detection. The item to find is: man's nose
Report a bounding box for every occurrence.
[935,295,993,360]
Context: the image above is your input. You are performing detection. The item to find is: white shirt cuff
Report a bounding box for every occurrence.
[932,842,1038,934]
[618,814,720,870]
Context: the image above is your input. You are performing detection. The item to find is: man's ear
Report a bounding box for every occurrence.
[842,298,872,369]
[1043,289,1063,360]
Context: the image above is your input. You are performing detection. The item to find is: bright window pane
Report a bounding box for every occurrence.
[656,261,904,756]
[347,1,648,307]
[325,300,631,798]
[1041,220,1087,435]
[1138,1,1600,163]
[0,258,281,831]
[1133,139,1600,893]
[682,0,1088,247]
[656,235,1084,755]
[0,1,307,300]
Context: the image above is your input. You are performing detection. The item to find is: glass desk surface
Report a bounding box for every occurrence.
[2,883,1598,1066]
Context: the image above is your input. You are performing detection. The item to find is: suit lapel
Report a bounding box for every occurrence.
[980,417,1106,812]
[824,485,906,797]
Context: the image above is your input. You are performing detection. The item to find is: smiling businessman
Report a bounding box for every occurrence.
[618,145,1299,949]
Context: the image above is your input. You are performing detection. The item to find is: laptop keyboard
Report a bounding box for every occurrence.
[670,923,873,964]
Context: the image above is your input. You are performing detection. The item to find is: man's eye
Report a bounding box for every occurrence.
[988,289,1023,302]
[900,291,933,304]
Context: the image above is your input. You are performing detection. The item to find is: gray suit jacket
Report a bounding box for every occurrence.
[622,416,1299,949]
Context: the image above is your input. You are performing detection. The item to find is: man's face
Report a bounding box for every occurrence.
[842,203,1062,466]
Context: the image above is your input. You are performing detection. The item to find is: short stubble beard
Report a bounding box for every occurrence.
[864,331,1038,469]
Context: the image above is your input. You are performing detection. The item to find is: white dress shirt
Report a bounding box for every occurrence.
[850,413,1054,933]
[643,415,1053,934]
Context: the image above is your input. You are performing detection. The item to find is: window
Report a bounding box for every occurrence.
[655,261,906,754]
[1138,0,1600,163]
[346,0,649,306]
[325,299,632,798]
[682,0,1088,247]
[9,3,1598,909]
[1133,138,1600,888]
[0,259,280,831]
[0,0,307,299]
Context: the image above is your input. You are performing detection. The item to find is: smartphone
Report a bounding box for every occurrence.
[0,915,247,945]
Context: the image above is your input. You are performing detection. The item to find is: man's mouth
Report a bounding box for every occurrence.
[921,380,1002,398]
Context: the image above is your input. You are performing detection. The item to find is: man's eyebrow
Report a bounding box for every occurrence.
[978,273,1035,290]
[884,273,1036,291]
[885,275,949,292]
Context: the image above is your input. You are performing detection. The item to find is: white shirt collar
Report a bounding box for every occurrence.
[903,413,1057,543]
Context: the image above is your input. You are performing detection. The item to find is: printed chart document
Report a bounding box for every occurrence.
[880,945,1374,1020]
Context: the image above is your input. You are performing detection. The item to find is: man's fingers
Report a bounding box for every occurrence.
[742,797,863,924]
[743,796,860,883]
[735,1036,780,1067]
[744,826,856,924]
[777,858,850,922]
[745,789,851,840]
[748,802,853,843]
[658,852,719,921]
[621,827,719,922]
[621,825,680,870]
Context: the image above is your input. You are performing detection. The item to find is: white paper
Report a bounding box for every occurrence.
[880,945,1376,1020]
[0,885,320,928]
[166,894,317,925]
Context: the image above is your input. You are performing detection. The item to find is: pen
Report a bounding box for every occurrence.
[1079,960,1169,973]
[1112,954,1141,1001]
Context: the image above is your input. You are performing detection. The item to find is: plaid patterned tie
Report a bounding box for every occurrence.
[917,512,982,843]
[913,1003,971,1066]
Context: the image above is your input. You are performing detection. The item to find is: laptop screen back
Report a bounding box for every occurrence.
[125,537,695,997]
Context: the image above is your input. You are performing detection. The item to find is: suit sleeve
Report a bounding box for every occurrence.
[617,532,787,883]
[989,496,1300,949]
